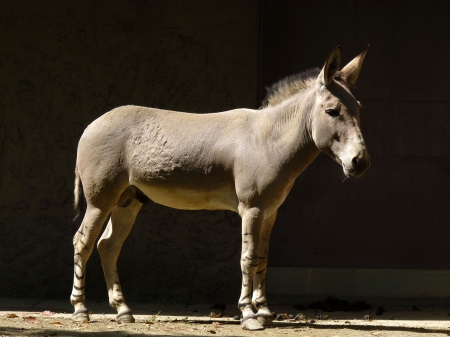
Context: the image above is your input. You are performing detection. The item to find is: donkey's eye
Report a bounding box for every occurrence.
[325,109,340,117]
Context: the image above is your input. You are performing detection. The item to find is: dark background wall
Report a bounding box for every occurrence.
[0,0,260,302]
[0,0,449,304]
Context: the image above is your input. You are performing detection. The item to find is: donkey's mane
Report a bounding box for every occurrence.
[262,68,320,108]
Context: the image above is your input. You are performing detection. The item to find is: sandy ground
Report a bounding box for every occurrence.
[1,298,450,337]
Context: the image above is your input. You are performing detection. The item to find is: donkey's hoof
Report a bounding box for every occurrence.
[72,308,90,322]
[241,314,265,330]
[257,314,273,327]
[242,318,264,330]
[116,309,135,323]
[256,311,274,326]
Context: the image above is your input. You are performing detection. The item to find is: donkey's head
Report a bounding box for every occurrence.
[311,46,370,177]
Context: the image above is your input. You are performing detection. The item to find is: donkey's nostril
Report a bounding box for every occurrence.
[352,157,359,166]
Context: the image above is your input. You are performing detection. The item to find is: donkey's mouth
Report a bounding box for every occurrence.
[343,159,370,178]
[343,167,356,178]
[344,169,359,178]
[344,164,365,178]
[336,158,358,178]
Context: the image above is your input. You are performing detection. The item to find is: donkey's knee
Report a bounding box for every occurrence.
[97,236,123,266]
[241,256,259,277]
[97,237,114,258]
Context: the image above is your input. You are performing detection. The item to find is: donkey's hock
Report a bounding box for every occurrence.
[71,46,370,330]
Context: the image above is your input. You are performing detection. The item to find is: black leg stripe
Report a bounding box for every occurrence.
[240,293,251,301]
[256,268,266,274]
[254,300,267,306]
[75,272,84,280]
[74,285,85,290]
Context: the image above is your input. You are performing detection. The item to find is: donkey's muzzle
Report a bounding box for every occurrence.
[344,153,370,177]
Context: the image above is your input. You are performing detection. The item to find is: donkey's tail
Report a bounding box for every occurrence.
[73,166,86,223]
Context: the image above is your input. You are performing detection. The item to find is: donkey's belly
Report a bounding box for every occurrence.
[134,181,238,212]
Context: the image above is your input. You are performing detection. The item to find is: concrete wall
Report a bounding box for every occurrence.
[0,1,260,302]
[1,0,450,305]
[263,0,450,272]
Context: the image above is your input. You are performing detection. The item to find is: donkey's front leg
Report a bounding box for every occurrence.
[238,207,265,330]
[252,211,277,327]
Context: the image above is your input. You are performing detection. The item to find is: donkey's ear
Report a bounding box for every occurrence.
[340,45,369,86]
[318,46,341,87]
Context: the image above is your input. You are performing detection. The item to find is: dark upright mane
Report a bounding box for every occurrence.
[262,68,320,108]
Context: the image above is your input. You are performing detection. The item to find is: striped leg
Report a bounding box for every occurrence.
[252,211,277,327]
[71,205,112,322]
[97,194,143,323]
[238,207,265,330]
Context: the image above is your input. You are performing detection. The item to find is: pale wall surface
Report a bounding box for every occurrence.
[0,1,260,302]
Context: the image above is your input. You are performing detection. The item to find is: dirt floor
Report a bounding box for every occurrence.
[1,298,450,337]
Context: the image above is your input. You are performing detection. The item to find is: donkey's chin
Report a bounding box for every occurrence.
[343,166,366,178]
[344,171,357,178]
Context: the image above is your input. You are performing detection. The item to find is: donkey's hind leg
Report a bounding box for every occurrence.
[252,211,277,327]
[97,186,145,323]
[71,204,113,322]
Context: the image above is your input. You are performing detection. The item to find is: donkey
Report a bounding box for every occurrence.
[71,46,370,330]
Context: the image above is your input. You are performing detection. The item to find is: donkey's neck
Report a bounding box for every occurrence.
[261,92,321,178]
